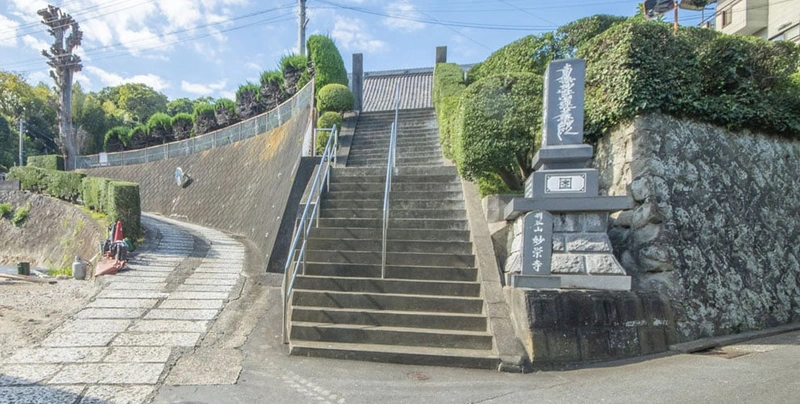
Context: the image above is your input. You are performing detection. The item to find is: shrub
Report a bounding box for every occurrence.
[281,54,311,95]
[579,19,800,139]
[214,98,239,127]
[128,124,150,149]
[106,181,142,239]
[104,126,131,152]
[317,111,343,129]
[171,113,194,140]
[193,103,217,135]
[433,63,467,159]
[453,73,543,193]
[7,166,85,201]
[146,112,173,143]
[236,83,264,119]
[11,204,29,227]
[555,15,628,56]
[467,33,562,84]
[80,176,112,212]
[260,70,284,88]
[0,202,12,218]
[307,35,348,90]
[316,83,354,112]
[27,155,64,171]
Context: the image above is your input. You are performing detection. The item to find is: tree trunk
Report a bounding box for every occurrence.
[60,69,77,170]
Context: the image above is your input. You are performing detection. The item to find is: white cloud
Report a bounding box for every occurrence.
[244,62,262,71]
[22,35,50,54]
[181,79,228,95]
[27,70,49,85]
[86,66,170,91]
[74,71,91,88]
[383,1,425,32]
[158,0,203,30]
[219,90,235,100]
[0,14,20,47]
[9,0,49,23]
[332,16,386,53]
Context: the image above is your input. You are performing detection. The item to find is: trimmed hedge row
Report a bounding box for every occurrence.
[7,166,142,238]
[307,35,348,91]
[433,63,467,159]
[27,155,65,171]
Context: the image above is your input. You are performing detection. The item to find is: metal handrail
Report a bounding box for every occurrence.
[282,124,338,341]
[381,84,401,278]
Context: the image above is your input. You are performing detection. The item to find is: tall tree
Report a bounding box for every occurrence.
[38,5,83,169]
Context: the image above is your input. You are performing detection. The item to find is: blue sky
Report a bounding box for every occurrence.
[0,0,712,101]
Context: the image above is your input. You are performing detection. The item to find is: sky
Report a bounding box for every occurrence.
[0,0,713,102]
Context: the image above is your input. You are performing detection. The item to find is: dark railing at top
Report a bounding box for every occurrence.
[381,84,401,278]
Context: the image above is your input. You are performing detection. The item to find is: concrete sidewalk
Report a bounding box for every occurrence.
[0,214,246,404]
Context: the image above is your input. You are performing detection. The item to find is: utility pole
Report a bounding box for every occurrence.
[18,119,24,167]
[298,0,308,56]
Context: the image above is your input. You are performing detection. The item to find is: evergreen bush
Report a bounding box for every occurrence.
[104,126,131,152]
[106,181,142,239]
[307,35,348,90]
[193,103,217,136]
[316,84,354,112]
[27,155,64,171]
[433,63,467,159]
[146,112,173,143]
[317,111,343,129]
[7,166,85,201]
[171,113,194,140]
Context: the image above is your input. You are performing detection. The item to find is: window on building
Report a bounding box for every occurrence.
[722,8,732,28]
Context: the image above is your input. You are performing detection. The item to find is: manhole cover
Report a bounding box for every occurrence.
[407,372,430,381]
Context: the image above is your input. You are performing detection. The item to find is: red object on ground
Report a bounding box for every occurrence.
[113,220,123,242]
[94,257,125,276]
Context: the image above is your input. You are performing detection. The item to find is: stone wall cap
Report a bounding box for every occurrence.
[504,196,634,221]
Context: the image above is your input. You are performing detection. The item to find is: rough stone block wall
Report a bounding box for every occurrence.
[83,107,312,269]
[595,114,800,340]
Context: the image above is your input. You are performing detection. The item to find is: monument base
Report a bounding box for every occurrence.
[560,275,631,291]
[509,274,561,289]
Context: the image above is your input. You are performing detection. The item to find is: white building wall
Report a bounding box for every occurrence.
[768,0,800,41]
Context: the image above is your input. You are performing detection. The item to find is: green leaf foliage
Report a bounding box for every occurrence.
[281,54,307,72]
[11,204,29,227]
[0,202,11,218]
[104,126,132,151]
[214,98,236,114]
[433,63,467,159]
[146,112,172,133]
[316,83,354,112]
[171,113,194,140]
[27,155,64,171]
[192,103,217,135]
[307,35,348,90]
[579,19,800,139]
[260,70,284,88]
[107,181,142,239]
[467,33,564,84]
[236,83,261,101]
[453,73,543,192]
[166,98,194,116]
[317,111,343,129]
[7,166,85,202]
[555,15,628,56]
[80,176,111,213]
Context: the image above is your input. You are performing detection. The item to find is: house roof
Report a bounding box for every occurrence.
[362,71,433,112]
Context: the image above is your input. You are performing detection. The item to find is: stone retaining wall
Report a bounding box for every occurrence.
[595,114,800,340]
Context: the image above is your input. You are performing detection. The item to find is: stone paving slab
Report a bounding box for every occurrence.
[0,385,84,404]
[5,348,108,364]
[194,267,242,274]
[0,364,61,385]
[129,320,209,333]
[81,385,155,404]
[42,333,117,347]
[145,309,219,321]
[105,347,172,363]
[48,363,165,385]
[159,299,224,310]
[168,291,230,300]
[97,290,170,299]
[87,299,159,309]
[120,266,175,273]
[76,308,149,319]
[184,278,238,286]
[114,271,170,279]
[112,332,201,347]
[188,273,240,280]
[57,319,132,333]
[104,276,166,283]
[107,282,168,290]
[176,284,235,292]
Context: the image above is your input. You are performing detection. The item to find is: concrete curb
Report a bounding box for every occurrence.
[669,323,800,353]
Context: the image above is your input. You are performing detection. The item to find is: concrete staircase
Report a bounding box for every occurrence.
[346,109,443,167]
[286,108,500,369]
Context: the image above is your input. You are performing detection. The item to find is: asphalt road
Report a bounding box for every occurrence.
[154,283,800,404]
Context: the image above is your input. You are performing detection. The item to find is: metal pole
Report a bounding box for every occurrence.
[18,119,23,166]
[674,2,679,33]
[298,0,307,56]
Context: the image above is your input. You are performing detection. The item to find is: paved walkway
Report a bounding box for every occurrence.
[0,214,245,404]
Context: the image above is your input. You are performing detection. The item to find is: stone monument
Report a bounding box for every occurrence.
[505,59,633,290]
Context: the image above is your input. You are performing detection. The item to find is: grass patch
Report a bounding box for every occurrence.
[11,204,30,227]
[0,202,12,219]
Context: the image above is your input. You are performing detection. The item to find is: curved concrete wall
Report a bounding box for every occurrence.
[596,114,800,340]
[84,107,312,269]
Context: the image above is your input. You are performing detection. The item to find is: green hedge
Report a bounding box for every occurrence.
[453,73,543,192]
[8,166,85,201]
[579,20,800,140]
[307,35,348,91]
[106,181,142,239]
[27,155,65,171]
[316,84,354,112]
[317,111,343,129]
[281,54,311,90]
[433,63,467,159]
[80,176,112,212]
[260,69,284,89]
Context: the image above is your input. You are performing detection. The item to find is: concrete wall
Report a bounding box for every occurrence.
[84,107,312,270]
[595,113,800,341]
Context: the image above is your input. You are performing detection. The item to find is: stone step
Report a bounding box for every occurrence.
[292,276,481,298]
[330,166,458,177]
[326,182,462,193]
[347,157,443,167]
[304,250,475,268]
[290,306,486,331]
[323,190,463,201]
[315,217,468,230]
[305,238,473,254]
[289,322,493,350]
[348,147,442,159]
[291,290,484,313]
[289,341,498,370]
[321,198,464,210]
[307,227,471,242]
[318,208,466,220]
[329,172,459,184]
[349,140,441,152]
[300,263,478,281]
